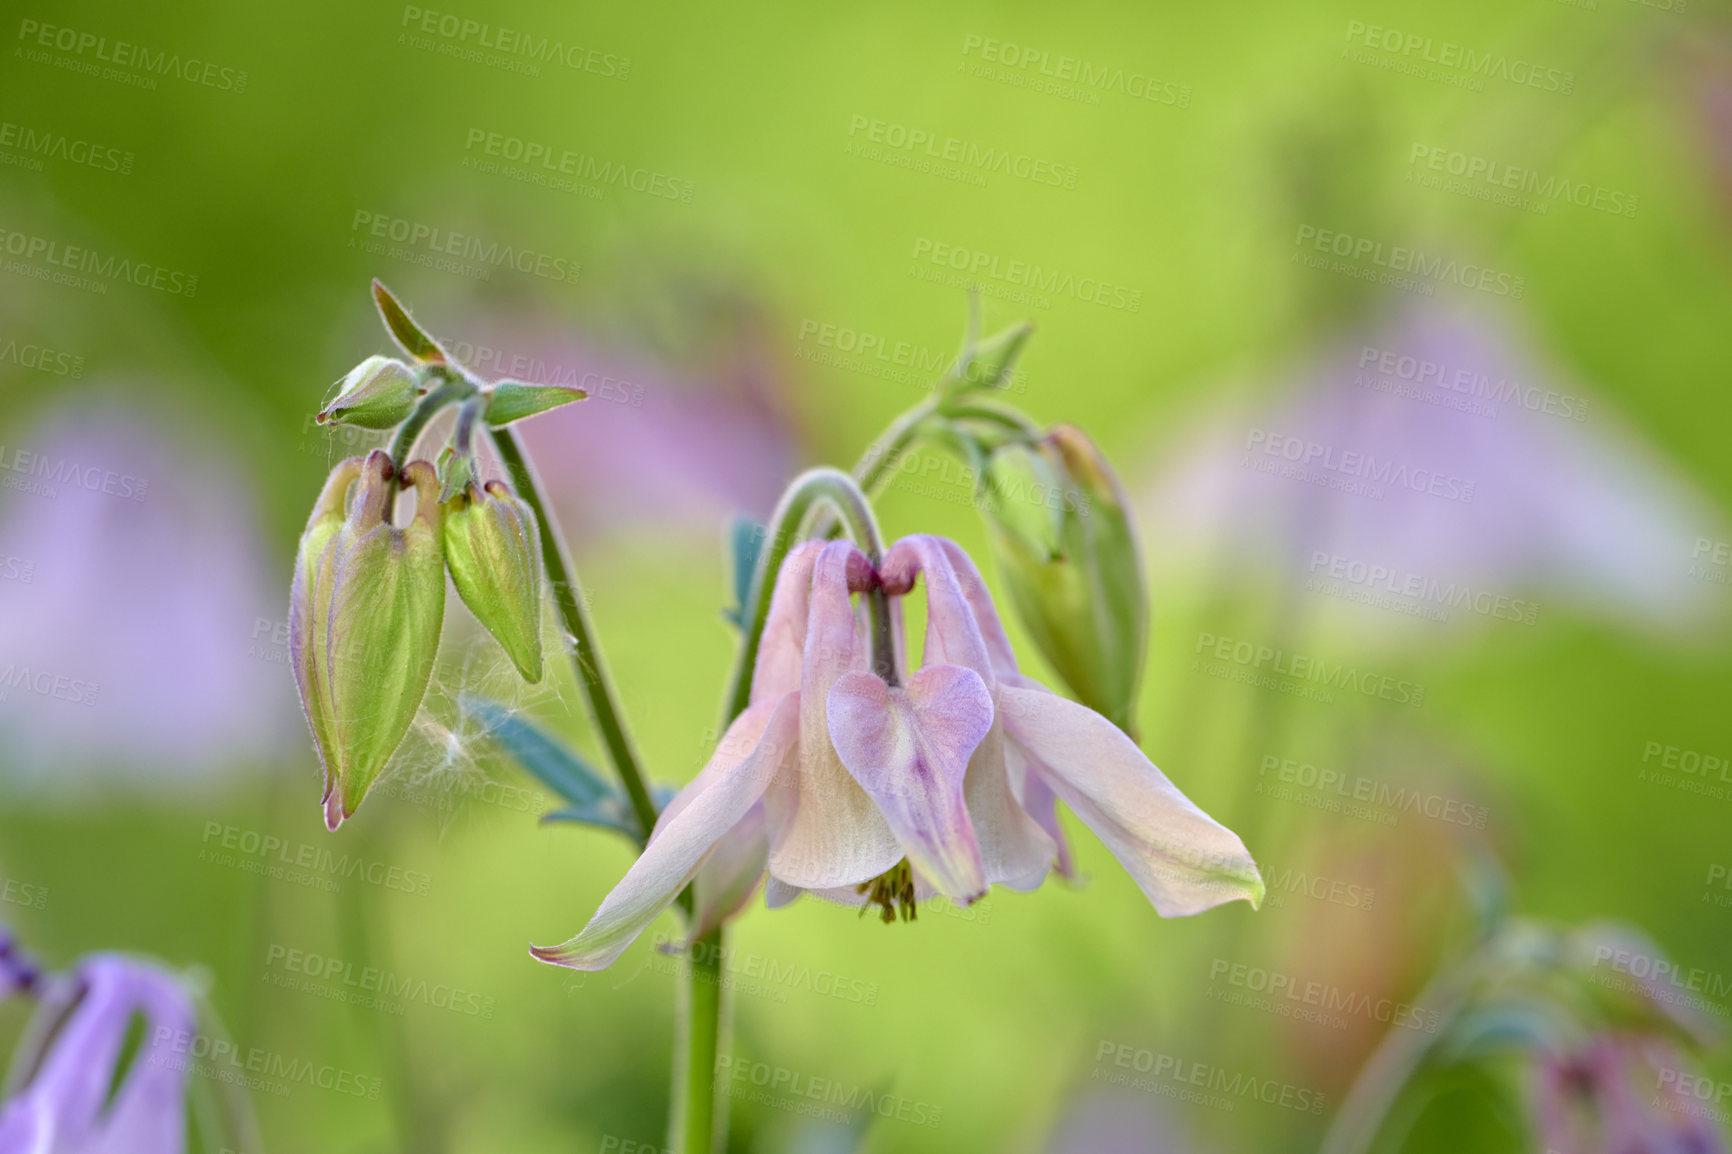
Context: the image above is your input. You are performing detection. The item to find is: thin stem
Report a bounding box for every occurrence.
[853,396,941,497]
[388,375,472,473]
[489,424,660,841]
[674,928,724,1154]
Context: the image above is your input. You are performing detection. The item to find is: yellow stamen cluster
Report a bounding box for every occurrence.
[856,859,917,924]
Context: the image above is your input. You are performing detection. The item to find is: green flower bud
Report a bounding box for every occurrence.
[441,480,545,683]
[316,356,419,429]
[290,450,447,830]
[979,424,1147,735]
[483,381,586,427]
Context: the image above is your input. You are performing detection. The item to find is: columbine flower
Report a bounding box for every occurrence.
[0,954,196,1154]
[533,535,1261,971]
[1531,1036,1726,1154]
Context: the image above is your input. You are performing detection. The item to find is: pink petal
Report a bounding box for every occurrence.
[766,541,901,888]
[997,683,1263,915]
[965,723,1058,890]
[880,535,998,683]
[533,696,800,970]
[747,541,824,704]
[826,664,994,903]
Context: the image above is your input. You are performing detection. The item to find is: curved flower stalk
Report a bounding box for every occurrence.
[0,952,197,1153]
[532,533,1262,971]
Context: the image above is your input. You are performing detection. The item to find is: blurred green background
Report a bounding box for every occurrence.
[2,0,1730,1150]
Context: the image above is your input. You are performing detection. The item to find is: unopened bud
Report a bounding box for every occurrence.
[290,449,447,830]
[317,356,418,429]
[442,480,545,682]
[979,424,1146,734]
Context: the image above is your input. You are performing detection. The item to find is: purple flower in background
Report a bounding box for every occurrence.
[447,322,800,540]
[1531,1036,1726,1154]
[0,400,293,791]
[1141,304,1724,640]
[0,952,196,1154]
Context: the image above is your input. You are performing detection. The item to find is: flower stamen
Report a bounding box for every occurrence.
[856,859,917,924]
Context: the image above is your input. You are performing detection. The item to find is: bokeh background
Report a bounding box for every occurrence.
[2,0,1731,1151]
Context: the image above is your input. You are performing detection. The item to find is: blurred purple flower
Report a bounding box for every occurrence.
[1141,304,1724,639]
[0,400,293,790]
[1532,1036,1726,1154]
[447,322,800,540]
[0,953,196,1154]
[1045,1091,1204,1154]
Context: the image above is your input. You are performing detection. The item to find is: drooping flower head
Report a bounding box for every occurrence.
[534,534,1262,970]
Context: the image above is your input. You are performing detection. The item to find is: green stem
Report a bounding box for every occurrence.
[674,928,724,1154]
[489,424,660,841]
[853,396,941,497]
[387,375,472,473]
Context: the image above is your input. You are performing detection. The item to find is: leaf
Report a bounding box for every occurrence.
[543,784,677,837]
[483,381,587,426]
[372,279,447,364]
[462,693,611,808]
[723,516,766,630]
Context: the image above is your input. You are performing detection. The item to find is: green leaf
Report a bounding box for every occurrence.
[483,381,587,426]
[462,693,611,807]
[723,516,766,630]
[951,320,1033,394]
[372,279,448,364]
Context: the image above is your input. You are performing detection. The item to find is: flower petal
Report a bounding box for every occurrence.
[880,535,998,684]
[766,541,901,889]
[997,683,1263,915]
[1006,741,1075,880]
[533,696,800,970]
[826,664,993,903]
[965,723,1057,890]
[748,541,824,704]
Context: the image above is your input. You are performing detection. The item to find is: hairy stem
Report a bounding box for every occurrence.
[387,375,472,474]
[489,425,660,841]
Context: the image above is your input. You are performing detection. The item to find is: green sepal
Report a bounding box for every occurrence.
[483,381,587,426]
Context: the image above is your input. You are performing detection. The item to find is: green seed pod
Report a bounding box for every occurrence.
[441,480,545,683]
[316,356,419,429]
[979,424,1147,736]
[291,449,447,830]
